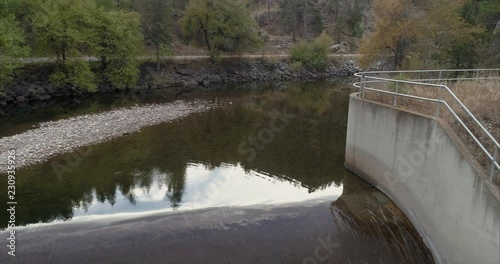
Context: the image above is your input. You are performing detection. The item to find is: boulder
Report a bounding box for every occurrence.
[40,95,51,101]
[249,71,257,80]
[259,30,270,42]
[278,63,288,71]
[205,75,223,83]
[175,65,193,76]
[330,42,349,53]
[16,96,26,103]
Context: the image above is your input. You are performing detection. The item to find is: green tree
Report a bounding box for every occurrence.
[280,0,302,40]
[93,9,144,89]
[32,0,144,91]
[50,59,97,91]
[310,3,323,36]
[476,0,500,32]
[0,14,29,89]
[95,0,133,10]
[180,0,263,59]
[461,0,480,25]
[142,0,173,64]
[33,0,96,62]
[280,0,322,40]
[459,0,499,67]
[32,0,99,91]
[348,0,363,38]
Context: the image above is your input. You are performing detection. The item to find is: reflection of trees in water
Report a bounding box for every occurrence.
[0,80,352,227]
[237,82,349,191]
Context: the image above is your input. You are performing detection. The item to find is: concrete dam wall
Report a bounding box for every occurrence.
[345,93,500,264]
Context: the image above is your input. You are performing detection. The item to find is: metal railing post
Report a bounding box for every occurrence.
[393,82,399,107]
[352,70,500,176]
[490,145,498,182]
[438,70,442,83]
[474,70,480,90]
[435,85,443,118]
[360,74,365,99]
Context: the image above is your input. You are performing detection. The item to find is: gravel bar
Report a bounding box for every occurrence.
[0,100,212,173]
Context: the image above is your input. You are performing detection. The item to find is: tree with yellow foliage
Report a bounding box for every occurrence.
[359,0,483,69]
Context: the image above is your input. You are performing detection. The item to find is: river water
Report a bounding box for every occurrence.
[0,80,434,263]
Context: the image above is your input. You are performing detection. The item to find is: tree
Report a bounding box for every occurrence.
[31,0,144,91]
[310,2,323,36]
[93,9,144,89]
[267,0,271,25]
[33,0,99,61]
[141,0,173,64]
[32,0,99,91]
[348,0,363,38]
[475,0,500,32]
[359,0,482,69]
[180,0,263,59]
[280,0,302,40]
[459,0,499,67]
[328,0,340,23]
[280,0,322,40]
[95,0,133,10]
[0,15,29,89]
[426,0,483,69]
[358,0,418,69]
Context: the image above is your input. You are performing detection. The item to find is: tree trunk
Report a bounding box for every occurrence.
[267,0,270,25]
[101,56,107,71]
[394,39,408,69]
[203,28,211,52]
[62,47,66,62]
[303,0,307,39]
[334,1,339,23]
[156,44,161,70]
[293,21,296,41]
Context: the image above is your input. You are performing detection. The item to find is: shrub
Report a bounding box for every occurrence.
[289,61,303,72]
[50,60,97,92]
[290,32,332,69]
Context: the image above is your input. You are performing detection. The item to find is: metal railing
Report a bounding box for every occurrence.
[353,69,500,183]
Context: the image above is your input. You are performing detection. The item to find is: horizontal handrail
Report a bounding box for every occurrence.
[353,84,441,103]
[353,69,500,181]
[360,77,499,83]
[353,83,499,171]
[355,68,500,75]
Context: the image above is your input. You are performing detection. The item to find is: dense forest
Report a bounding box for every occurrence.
[0,0,499,91]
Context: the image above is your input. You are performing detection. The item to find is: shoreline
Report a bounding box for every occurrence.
[0,57,360,114]
[0,100,213,173]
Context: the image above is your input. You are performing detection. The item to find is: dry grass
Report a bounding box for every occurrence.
[364,79,500,184]
[450,80,500,136]
[445,80,500,184]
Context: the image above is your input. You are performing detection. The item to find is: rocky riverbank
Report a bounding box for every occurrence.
[0,58,360,114]
[0,100,212,172]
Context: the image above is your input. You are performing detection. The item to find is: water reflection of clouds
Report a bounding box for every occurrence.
[72,163,343,218]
